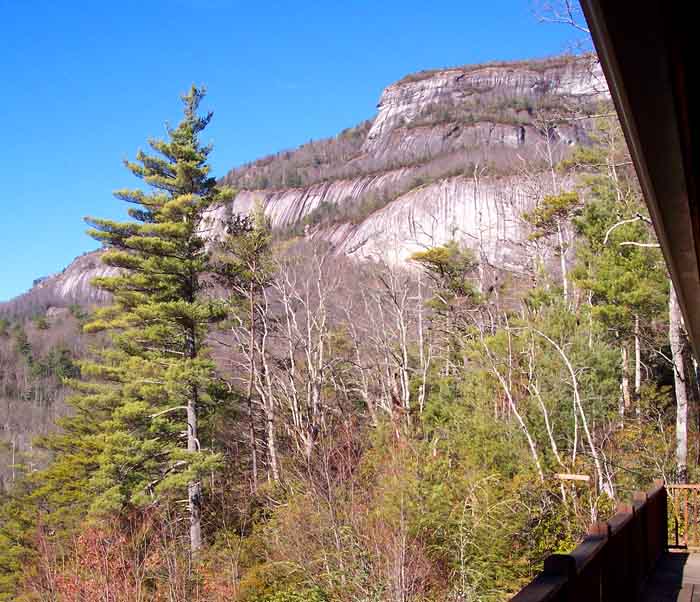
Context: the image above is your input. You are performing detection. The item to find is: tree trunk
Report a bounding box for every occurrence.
[11,437,15,483]
[534,329,612,497]
[187,392,202,553]
[670,284,688,483]
[247,283,259,492]
[557,221,569,304]
[265,403,280,482]
[634,314,641,417]
[185,317,203,555]
[481,335,544,482]
[248,399,258,493]
[530,381,566,470]
[255,294,280,483]
[621,345,631,414]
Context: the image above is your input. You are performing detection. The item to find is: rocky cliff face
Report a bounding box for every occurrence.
[204,167,413,234]
[0,251,115,317]
[2,54,608,314]
[362,55,605,161]
[214,54,606,267]
[321,174,542,268]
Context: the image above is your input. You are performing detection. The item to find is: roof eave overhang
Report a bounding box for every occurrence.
[581,0,700,355]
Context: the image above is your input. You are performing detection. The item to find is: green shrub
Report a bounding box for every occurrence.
[33,315,49,330]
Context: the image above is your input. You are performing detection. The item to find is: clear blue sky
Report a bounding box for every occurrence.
[0,0,578,301]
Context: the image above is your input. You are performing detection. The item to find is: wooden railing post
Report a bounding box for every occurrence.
[609,502,636,602]
[632,491,650,589]
[649,480,667,562]
[509,482,672,601]
[657,480,668,554]
[543,554,576,601]
[543,554,577,580]
[510,554,570,601]
[588,522,610,601]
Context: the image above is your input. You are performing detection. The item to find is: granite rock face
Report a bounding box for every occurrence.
[203,167,413,235]
[0,251,116,315]
[2,55,608,313]
[319,174,541,268]
[364,57,606,155]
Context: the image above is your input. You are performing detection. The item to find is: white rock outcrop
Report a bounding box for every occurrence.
[321,174,540,268]
[3,55,607,311]
[364,57,606,154]
[0,252,117,314]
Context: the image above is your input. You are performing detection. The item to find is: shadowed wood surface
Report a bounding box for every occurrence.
[641,553,700,601]
[511,482,669,601]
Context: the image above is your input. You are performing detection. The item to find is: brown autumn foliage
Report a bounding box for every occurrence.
[25,508,222,602]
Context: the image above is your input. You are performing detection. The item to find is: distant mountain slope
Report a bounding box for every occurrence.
[0,251,115,318]
[1,53,607,315]
[208,53,607,264]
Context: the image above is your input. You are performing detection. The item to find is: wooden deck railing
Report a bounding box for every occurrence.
[510,480,668,601]
[668,483,700,548]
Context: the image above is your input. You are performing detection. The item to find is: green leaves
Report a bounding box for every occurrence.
[524,192,580,240]
[572,170,666,338]
[411,240,480,302]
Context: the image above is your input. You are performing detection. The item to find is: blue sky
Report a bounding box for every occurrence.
[0,0,578,301]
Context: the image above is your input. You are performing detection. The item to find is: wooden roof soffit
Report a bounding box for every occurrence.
[580,0,700,355]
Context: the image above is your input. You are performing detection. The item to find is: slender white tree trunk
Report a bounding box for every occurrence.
[634,314,642,417]
[530,381,566,470]
[481,334,544,482]
[587,291,594,349]
[416,271,430,415]
[187,395,202,553]
[256,290,280,482]
[534,329,611,497]
[670,284,688,483]
[621,345,631,414]
[247,286,259,492]
[266,408,280,481]
[11,438,16,483]
[557,221,569,304]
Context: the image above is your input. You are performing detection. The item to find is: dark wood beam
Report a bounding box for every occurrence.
[580,0,700,354]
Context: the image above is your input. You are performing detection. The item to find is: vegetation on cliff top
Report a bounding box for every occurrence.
[222,55,598,196]
[396,53,587,85]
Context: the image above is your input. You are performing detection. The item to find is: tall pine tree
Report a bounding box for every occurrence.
[81,86,232,552]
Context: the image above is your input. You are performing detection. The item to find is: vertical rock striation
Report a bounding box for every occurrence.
[2,54,608,312]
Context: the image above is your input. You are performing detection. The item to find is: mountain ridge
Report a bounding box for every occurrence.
[0,53,607,317]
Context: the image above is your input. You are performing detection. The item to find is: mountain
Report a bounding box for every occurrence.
[0,251,116,318]
[0,54,607,317]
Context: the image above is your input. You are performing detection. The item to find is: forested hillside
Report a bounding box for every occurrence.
[0,308,85,488]
[0,55,695,602]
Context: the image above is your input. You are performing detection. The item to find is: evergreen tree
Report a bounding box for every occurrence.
[75,86,231,553]
[523,191,581,303]
[410,240,480,302]
[569,122,667,418]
